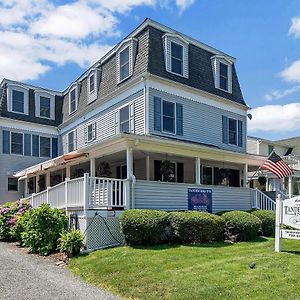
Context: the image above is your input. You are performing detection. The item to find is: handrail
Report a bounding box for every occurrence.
[89,176,126,182]
[252,188,276,211]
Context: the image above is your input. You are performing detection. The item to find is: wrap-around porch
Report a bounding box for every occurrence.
[18,134,271,213]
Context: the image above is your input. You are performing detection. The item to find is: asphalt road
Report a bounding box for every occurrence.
[0,242,119,300]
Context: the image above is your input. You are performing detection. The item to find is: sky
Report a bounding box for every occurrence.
[1,0,300,141]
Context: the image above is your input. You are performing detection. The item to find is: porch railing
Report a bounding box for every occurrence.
[251,188,276,211]
[25,174,129,210]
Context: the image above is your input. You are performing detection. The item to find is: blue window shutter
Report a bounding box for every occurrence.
[3,130,10,154]
[24,134,31,156]
[154,97,162,131]
[222,116,228,144]
[176,103,183,136]
[52,138,58,158]
[32,135,39,157]
[238,120,243,147]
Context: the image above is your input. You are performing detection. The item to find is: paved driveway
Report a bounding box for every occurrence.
[0,242,119,300]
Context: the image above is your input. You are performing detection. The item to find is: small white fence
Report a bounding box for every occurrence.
[25,174,129,210]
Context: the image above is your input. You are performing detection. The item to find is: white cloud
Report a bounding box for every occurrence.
[248,103,300,133]
[264,85,300,101]
[0,0,196,82]
[280,59,300,83]
[176,0,195,13]
[289,16,300,38]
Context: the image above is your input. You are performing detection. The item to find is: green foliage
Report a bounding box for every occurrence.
[168,211,225,243]
[11,209,33,244]
[58,230,84,257]
[251,210,275,236]
[20,204,68,255]
[222,211,262,242]
[0,200,31,241]
[120,209,169,245]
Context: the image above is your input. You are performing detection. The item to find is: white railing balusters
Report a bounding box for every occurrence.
[251,188,276,211]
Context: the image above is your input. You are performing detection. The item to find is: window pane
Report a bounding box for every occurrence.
[2,130,10,154]
[120,105,129,122]
[120,47,129,66]
[220,62,228,77]
[171,42,183,60]
[120,63,129,80]
[220,76,228,91]
[52,138,58,158]
[202,167,213,185]
[24,134,31,156]
[8,177,18,191]
[228,118,237,145]
[120,121,130,133]
[40,96,51,118]
[171,58,183,75]
[89,74,95,92]
[11,132,23,155]
[68,132,74,152]
[70,89,76,113]
[163,116,175,132]
[87,125,93,141]
[32,135,39,157]
[12,90,24,113]
[163,101,175,117]
[40,137,51,157]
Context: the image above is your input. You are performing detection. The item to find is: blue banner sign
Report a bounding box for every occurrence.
[188,188,212,213]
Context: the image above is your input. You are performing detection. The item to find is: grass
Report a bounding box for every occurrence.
[68,238,300,300]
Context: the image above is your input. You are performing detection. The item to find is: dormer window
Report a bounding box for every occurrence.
[116,38,137,84]
[69,85,78,114]
[89,73,95,93]
[163,33,189,78]
[211,55,233,93]
[87,69,98,104]
[7,84,29,115]
[35,91,55,119]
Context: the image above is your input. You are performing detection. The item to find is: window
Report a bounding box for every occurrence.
[119,46,130,81]
[12,90,25,113]
[116,165,127,179]
[154,160,184,183]
[2,130,10,154]
[268,145,274,155]
[40,137,51,157]
[163,100,175,133]
[171,42,183,75]
[11,132,23,155]
[211,56,233,93]
[40,96,51,118]
[89,73,95,93]
[32,135,39,157]
[85,123,96,143]
[8,178,18,191]
[202,166,213,185]
[24,134,31,156]
[120,105,130,133]
[52,138,58,158]
[68,131,75,152]
[219,62,228,91]
[69,87,77,114]
[228,118,237,145]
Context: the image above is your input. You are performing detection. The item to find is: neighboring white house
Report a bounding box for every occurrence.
[0,19,270,219]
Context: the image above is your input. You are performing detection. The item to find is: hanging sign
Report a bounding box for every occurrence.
[275,195,300,252]
[188,188,212,213]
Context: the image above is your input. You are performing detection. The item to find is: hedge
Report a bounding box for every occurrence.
[222,211,262,242]
[120,209,169,245]
[169,211,225,243]
[251,210,275,236]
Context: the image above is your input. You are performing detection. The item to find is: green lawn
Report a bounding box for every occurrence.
[69,238,300,300]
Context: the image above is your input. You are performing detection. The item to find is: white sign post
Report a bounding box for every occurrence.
[275,194,300,252]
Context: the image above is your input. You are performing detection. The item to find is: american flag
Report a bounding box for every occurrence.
[262,152,294,178]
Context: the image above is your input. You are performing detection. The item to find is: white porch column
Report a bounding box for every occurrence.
[195,157,201,185]
[288,176,293,198]
[146,155,150,181]
[45,172,51,188]
[90,158,96,177]
[243,164,248,188]
[65,165,71,179]
[126,147,133,179]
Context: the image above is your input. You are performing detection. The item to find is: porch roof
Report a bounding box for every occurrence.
[15,133,266,178]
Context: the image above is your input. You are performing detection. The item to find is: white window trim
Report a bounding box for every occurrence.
[228,117,238,146]
[118,45,131,83]
[67,130,77,153]
[34,90,55,120]
[85,122,96,143]
[7,84,29,115]
[211,55,233,94]
[69,85,78,115]
[163,33,189,79]
[88,71,97,95]
[161,99,177,135]
[117,102,135,134]
[10,131,24,156]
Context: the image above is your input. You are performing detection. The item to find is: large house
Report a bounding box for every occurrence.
[1,19,268,220]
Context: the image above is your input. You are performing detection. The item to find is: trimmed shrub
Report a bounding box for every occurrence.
[222,211,262,242]
[20,204,68,255]
[251,210,275,236]
[58,230,84,257]
[120,209,169,245]
[0,200,31,241]
[11,209,34,244]
[169,211,225,244]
